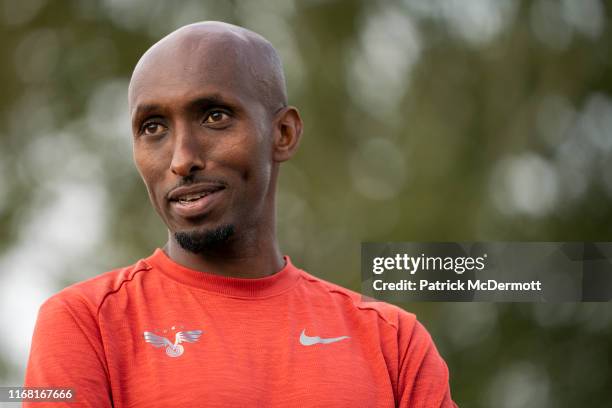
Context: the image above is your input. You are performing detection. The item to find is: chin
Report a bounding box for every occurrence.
[173,224,235,254]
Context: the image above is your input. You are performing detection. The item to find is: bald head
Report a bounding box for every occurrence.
[129,21,288,116]
[129,22,304,258]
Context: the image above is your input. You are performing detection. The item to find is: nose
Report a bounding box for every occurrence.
[170,122,204,177]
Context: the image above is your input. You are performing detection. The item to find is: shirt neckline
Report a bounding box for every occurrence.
[144,248,301,298]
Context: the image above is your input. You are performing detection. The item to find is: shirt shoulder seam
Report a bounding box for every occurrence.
[299,273,401,331]
[95,265,152,317]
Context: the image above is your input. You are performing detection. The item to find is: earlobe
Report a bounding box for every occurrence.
[273,107,303,163]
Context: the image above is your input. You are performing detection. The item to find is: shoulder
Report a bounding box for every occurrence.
[295,269,445,378]
[296,269,418,333]
[38,258,152,318]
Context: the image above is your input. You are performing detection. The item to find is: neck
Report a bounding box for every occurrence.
[163,226,284,279]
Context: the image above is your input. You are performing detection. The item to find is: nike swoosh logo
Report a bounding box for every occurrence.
[299,329,350,346]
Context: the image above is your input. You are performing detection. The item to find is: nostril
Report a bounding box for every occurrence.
[169,134,205,176]
[170,160,204,177]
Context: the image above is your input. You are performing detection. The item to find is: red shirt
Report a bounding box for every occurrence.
[25,249,457,407]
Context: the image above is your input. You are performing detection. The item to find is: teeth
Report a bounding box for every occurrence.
[178,192,208,202]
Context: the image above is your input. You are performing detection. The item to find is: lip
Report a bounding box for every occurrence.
[169,188,225,218]
[167,182,226,202]
[167,183,226,219]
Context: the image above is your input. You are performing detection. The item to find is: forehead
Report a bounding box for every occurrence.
[129,34,259,114]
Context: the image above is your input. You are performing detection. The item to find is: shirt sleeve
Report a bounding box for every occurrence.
[397,315,458,408]
[24,293,112,407]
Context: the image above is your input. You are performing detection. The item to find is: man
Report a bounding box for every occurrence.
[25,21,457,407]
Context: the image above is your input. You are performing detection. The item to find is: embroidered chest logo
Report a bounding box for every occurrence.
[143,329,203,357]
[299,329,350,346]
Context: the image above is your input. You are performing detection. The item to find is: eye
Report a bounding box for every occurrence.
[203,110,230,125]
[140,121,166,136]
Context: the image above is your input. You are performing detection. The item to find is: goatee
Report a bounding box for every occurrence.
[174,224,235,254]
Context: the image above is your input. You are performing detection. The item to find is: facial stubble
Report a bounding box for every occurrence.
[174,224,235,254]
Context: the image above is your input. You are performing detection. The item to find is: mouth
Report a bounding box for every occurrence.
[168,184,226,218]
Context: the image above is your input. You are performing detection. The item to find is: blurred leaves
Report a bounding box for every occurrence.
[1,0,611,406]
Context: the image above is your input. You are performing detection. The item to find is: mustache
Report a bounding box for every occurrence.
[167,176,228,193]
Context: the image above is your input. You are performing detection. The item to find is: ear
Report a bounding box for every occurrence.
[272,106,303,163]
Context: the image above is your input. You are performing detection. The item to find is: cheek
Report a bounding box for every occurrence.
[219,130,272,181]
[240,139,273,185]
[241,147,274,202]
[134,140,168,175]
[133,145,166,202]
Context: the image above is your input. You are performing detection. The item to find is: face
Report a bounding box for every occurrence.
[129,39,277,246]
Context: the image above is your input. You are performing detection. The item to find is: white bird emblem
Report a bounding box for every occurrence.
[143,330,203,357]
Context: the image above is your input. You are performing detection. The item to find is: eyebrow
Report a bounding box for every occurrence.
[131,94,237,124]
[186,94,234,112]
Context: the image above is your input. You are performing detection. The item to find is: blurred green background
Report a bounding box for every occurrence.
[1,0,611,407]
